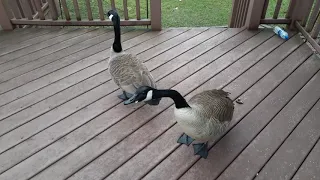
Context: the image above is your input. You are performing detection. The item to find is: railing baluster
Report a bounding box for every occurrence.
[261,0,269,19]
[245,0,265,29]
[123,0,129,20]
[85,0,93,20]
[311,13,320,38]
[61,0,70,20]
[47,0,58,20]
[290,0,314,29]
[111,0,115,10]
[241,0,250,27]
[306,0,320,32]
[235,0,243,27]
[302,0,316,27]
[286,0,297,19]
[136,0,141,20]
[273,0,282,19]
[17,0,25,18]
[21,0,33,20]
[150,0,161,30]
[34,0,45,20]
[0,0,14,30]
[29,0,36,14]
[229,0,240,27]
[97,0,105,20]
[9,0,22,19]
[73,0,81,21]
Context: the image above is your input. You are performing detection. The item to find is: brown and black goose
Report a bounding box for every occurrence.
[123,86,234,159]
[106,9,160,105]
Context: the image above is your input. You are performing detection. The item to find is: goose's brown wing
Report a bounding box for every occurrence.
[188,89,234,122]
[109,53,157,94]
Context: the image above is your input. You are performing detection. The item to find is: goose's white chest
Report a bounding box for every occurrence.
[174,107,204,139]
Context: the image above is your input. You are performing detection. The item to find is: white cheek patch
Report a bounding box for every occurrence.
[143,90,153,101]
[109,14,113,20]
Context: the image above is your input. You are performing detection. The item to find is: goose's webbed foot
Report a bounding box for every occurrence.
[193,142,208,159]
[177,133,194,146]
[118,91,133,100]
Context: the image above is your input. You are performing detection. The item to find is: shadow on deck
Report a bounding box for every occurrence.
[0,26,320,180]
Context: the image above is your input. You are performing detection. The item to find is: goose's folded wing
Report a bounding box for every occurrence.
[189,90,234,122]
[109,54,157,93]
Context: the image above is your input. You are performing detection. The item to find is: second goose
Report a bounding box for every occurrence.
[106,10,161,105]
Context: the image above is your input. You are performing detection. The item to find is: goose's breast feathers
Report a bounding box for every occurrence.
[108,52,156,94]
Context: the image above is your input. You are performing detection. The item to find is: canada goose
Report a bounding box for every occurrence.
[106,10,161,105]
[124,86,234,159]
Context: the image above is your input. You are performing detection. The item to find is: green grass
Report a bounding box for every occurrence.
[60,0,291,27]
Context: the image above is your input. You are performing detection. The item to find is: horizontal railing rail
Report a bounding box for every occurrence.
[0,0,161,30]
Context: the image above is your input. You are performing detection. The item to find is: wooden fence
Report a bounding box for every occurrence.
[230,0,320,53]
[0,0,161,30]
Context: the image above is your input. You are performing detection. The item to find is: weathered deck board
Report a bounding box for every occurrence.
[0,29,174,154]
[0,29,212,137]
[255,97,320,179]
[217,58,320,180]
[0,27,319,180]
[0,28,88,65]
[0,30,146,107]
[22,28,254,180]
[0,27,249,179]
[292,138,320,180]
[0,28,113,81]
[0,28,85,56]
[111,34,308,180]
[70,30,276,180]
[176,43,314,180]
[0,28,58,50]
[0,28,55,48]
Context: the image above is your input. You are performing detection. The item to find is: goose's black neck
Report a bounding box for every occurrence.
[154,90,190,109]
[111,14,122,53]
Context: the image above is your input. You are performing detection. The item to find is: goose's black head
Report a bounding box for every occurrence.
[124,86,156,105]
[106,9,122,53]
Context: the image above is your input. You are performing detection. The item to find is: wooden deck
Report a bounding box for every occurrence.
[0,26,320,180]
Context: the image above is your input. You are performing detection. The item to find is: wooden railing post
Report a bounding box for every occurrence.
[289,0,314,30]
[0,0,14,30]
[150,0,161,31]
[245,0,265,30]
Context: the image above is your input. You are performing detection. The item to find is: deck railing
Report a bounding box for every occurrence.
[230,0,320,53]
[0,0,161,30]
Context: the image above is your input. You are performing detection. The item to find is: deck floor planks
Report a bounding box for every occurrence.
[0,30,147,107]
[0,28,209,136]
[24,29,260,180]
[177,46,316,180]
[101,31,288,180]
[217,56,320,180]
[69,30,277,180]
[0,27,202,174]
[0,29,178,154]
[0,28,113,82]
[0,28,88,65]
[0,28,88,56]
[0,29,60,53]
[0,28,56,48]
[0,27,319,180]
[255,95,320,179]
[0,28,252,180]
[140,36,309,180]
[0,29,173,97]
[108,32,305,180]
[292,137,320,180]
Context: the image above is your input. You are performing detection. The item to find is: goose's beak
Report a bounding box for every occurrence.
[124,94,138,105]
